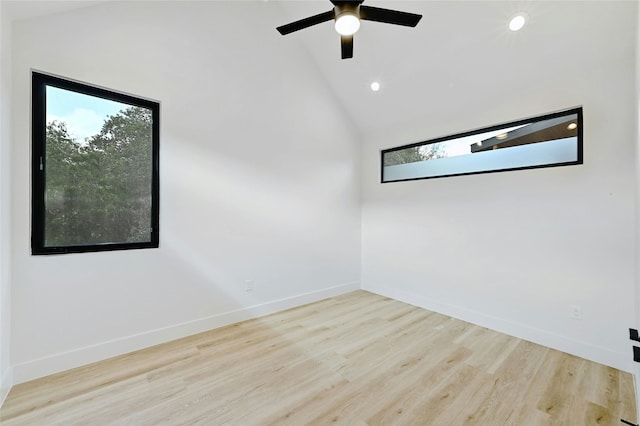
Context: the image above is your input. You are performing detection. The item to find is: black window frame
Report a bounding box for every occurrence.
[380,107,584,183]
[31,71,160,255]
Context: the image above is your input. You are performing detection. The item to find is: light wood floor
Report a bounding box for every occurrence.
[1,290,636,425]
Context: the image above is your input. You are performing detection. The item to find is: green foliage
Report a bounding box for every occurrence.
[44,107,153,247]
[383,143,445,167]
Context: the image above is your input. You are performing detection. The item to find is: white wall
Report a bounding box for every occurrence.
[362,1,638,372]
[635,0,640,410]
[10,1,361,383]
[0,1,13,406]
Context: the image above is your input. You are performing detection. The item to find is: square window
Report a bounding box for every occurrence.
[31,72,160,254]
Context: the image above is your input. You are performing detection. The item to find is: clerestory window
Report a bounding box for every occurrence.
[381,107,583,183]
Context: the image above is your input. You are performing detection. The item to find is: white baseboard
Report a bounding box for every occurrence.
[0,366,12,408]
[364,284,631,373]
[12,282,360,384]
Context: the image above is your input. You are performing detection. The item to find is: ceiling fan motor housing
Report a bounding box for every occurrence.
[334,2,361,20]
[276,0,422,59]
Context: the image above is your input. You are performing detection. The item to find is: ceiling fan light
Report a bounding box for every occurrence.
[335,13,360,36]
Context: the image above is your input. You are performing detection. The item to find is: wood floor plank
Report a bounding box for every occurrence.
[461,339,549,424]
[617,369,637,423]
[1,290,636,425]
[505,402,552,426]
[279,327,465,424]
[535,351,585,419]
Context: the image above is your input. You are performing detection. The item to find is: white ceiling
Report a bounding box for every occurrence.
[274,1,624,138]
[1,0,105,21]
[3,0,633,138]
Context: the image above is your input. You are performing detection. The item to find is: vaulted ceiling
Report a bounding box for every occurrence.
[2,1,635,137]
[274,1,632,137]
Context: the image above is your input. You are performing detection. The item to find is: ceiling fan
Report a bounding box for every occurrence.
[276,1,422,60]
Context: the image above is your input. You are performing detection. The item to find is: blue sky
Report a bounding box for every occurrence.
[46,86,129,143]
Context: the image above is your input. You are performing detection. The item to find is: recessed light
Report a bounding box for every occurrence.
[567,123,577,130]
[370,82,380,92]
[496,132,509,140]
[509,14,527,31]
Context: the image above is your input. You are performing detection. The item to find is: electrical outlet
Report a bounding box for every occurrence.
[570,304,582,320]
[245,280,254,292]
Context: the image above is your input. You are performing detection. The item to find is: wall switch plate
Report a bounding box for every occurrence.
[630,328,640,342]
[245,280,254,292]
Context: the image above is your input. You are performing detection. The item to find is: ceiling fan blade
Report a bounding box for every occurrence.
[359,5,422,27]
[277,10,335,35]
[341,35,353,59]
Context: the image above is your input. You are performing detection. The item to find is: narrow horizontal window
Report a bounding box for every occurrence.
[381,107,583,183]
[32,72,160,254]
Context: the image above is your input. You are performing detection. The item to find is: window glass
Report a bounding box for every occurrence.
[32,73,160,254]
[381,108,582,183]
